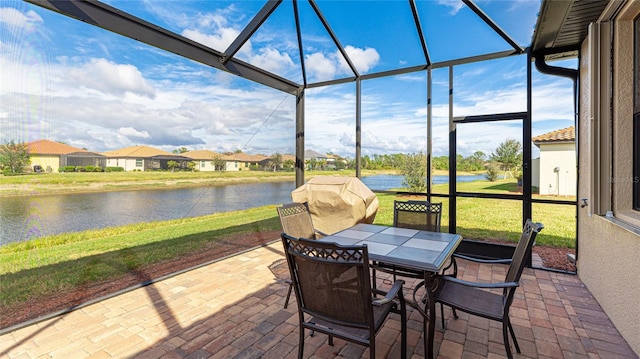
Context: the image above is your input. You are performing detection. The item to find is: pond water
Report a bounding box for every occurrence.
[360,173,487,191]
[1,174,486,245]
[0,181,295,245]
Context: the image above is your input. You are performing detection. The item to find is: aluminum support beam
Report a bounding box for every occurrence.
[295,89,305,188]
[355,79,362,178]
[453,112,528,123]
[26,0,300,95]
[448,66,456,233]
[410,0,431,66]
[426,69,433,201]
[305,50,518,90]
[309,0,360,77]
[223,0,281,64]
[293,0,308,87]
[463,0,524,53]
[523,51,533,225]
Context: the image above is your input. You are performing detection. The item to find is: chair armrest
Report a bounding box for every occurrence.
[441,275,519,289]
[453,253,512,265]
[372,280,404,306]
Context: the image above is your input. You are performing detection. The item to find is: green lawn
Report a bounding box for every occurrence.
[0,174,576,317]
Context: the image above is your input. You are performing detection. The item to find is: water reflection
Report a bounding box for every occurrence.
[1,174,486,245]
[1,181,296,245]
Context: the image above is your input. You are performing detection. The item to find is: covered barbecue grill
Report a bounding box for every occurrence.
[291,176,379,234]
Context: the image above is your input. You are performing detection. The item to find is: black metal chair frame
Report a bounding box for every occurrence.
[276,202,328,308]
[281,233,407,359]
[433,219,543,359]
[277,202,328,240]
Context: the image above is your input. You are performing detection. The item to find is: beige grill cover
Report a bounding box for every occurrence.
[291,176,379,234]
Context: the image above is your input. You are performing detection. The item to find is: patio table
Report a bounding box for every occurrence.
[318,223,463,359]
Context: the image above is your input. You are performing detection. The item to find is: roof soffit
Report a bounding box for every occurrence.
[531,0,611,60]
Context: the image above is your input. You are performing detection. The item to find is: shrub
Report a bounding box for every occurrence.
[400,152,427,192]
[485,161,500,182]
[60,166,76,173]
[2,169,24,176]
[84,166,103,172]
[105,167,124,172]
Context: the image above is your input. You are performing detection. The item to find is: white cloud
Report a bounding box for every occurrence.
[66,58,155,98]
[342,46,380,73]
[248,47,295,75]
[437,0,465,15]
[182,27,239,53]
[118,127,150,138]
[304,45,380,82]
[0,7,42,31]
[306,52,338,81]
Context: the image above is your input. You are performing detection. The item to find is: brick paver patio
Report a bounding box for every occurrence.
[1,241,637,358]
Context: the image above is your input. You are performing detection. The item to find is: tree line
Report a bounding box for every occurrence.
[399,139,523,192]
[1,139,522,181]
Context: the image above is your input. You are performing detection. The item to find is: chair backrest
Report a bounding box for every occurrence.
[393,200,443,232]
[277,202,317,239]
[505,219,544,284]
[281,233,374,329]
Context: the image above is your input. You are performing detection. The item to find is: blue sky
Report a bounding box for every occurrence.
[0,0,576,158]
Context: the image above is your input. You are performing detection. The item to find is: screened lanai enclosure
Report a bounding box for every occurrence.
[21,0,605,267]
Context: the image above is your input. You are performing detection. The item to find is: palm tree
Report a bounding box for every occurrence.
[167,160,179,172]
[271,152,283,172]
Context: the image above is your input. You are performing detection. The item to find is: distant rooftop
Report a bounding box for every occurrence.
[101,145,173,157]
[533,126,575,144]
[26,139,89,155]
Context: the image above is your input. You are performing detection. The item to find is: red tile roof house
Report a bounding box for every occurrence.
[25,139,106,173]
[101,145,193,171]
[532,126,577,197]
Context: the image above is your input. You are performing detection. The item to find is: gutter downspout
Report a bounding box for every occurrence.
[534,54,580,269]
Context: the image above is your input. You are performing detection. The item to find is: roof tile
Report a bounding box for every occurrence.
[101,146,173,157]
[26,140,88,155]
[532,126,575,144]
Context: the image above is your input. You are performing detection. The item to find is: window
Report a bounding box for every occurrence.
[135,159,143,167]
[634,15,640,210]
[200,160,205,168]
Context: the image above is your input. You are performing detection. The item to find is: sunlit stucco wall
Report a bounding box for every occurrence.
[537,142,577,197]
[29,155,59,173]
[577,3,640,355]
[105,158,145,171]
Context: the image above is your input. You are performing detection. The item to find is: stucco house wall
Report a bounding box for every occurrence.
[577,2,640,355]
[30,155,60,173]
[105,158,145,171]
[183,150,240,172]
[191,159,239,172]
[531,157,539,189]
[537,142,577,197]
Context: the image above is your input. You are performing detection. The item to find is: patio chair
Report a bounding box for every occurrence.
[277,202,328,240]
[374,200,444,283]
[433,219,543,359]
[393,199,442,232]
[276,202,328,308]
[281,233,407,359]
